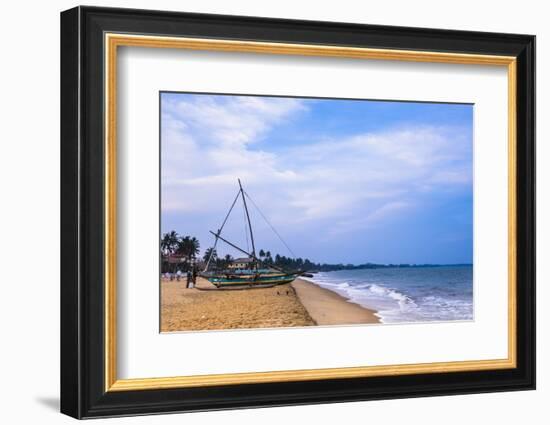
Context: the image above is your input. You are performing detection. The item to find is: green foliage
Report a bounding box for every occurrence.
[160,231,200,273]
[203,247,217,263]
[161,231,467,274]
[176,236,200,259]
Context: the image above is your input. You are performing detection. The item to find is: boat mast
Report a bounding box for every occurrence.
[238,179,256,264]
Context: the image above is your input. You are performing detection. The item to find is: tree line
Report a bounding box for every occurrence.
[161,230,470,273]
[160,230,319,273]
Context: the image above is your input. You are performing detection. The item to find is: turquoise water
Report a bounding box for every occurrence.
[303,266,473,324]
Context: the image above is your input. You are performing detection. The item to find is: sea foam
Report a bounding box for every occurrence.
[302,267,473,324]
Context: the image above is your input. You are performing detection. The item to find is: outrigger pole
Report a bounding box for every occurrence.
[203,188,241,272]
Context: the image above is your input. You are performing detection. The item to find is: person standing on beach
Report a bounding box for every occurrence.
[192,266,197,288]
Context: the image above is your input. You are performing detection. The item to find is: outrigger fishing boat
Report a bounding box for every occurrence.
[201,179,304,289]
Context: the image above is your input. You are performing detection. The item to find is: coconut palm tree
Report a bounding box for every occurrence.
[188,237,200,260]
[160,230,179,255]
[219,254,233,269]
[175,237,189,258]
[203,247,217,263]
[176,236,201,262]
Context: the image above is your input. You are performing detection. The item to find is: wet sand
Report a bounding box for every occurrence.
[291,278,380,325]
[161,276,379,332]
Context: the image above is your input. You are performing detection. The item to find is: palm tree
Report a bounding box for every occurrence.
[176,236,201,262]
[160,230,179,255]
[188,236,200,260]
[160,234,167,253]
[221,254,233,269]
[203,247,217,263]
[259,249,265,259]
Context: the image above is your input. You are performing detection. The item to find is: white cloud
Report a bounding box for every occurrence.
[328,201,412,235]
[161,95,309,214]
[163,95,305,148]
[161,95,472,240]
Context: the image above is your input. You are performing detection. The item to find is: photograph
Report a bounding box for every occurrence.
[159,92,474,332]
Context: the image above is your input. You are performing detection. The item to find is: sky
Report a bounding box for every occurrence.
[160,92,473,265]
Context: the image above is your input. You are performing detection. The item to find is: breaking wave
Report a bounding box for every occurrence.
[301,267,473,324]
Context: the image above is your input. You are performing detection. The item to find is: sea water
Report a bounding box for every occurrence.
[303,266,473,324]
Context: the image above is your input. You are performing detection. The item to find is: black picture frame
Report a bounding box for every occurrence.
[61,5,535,419]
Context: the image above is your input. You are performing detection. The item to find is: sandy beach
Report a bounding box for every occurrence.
[161,276,379,332]
[292,278,380,325]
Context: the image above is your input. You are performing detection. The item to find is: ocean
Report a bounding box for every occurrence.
[303,266,473,324]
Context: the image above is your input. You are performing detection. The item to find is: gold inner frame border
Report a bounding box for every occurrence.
[104,33,517,392]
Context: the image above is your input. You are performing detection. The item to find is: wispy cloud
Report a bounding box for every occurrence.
[161,95,307,213]
[163,94,306,148]
[328,201,413,235]
[161,93,472,263]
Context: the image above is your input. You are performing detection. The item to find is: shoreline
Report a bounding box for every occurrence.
[292,278,380,325]
[160,276,379,332]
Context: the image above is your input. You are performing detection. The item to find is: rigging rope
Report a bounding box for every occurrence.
[207,184,299,271]
[243,191,298,259]
[243,201,250,253]
[204,189,240,272]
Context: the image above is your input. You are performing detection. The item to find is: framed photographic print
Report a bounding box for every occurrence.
[60,6,535,419]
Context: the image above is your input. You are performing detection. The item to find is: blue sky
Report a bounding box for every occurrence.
[161,92,473,265]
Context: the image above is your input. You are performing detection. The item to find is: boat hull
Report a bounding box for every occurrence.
[205,273,300,288]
